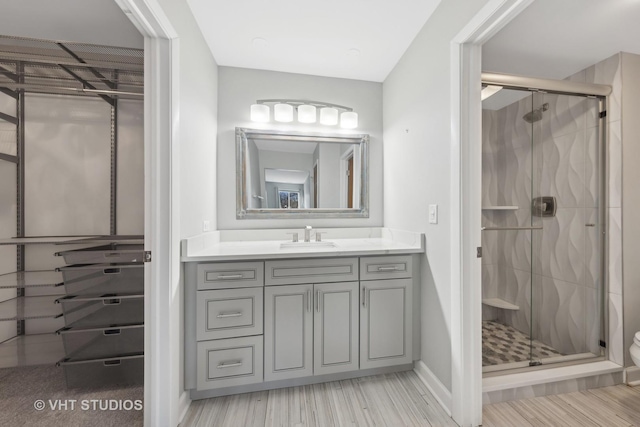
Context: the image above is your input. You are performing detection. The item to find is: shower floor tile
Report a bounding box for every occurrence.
[483,320,562,366]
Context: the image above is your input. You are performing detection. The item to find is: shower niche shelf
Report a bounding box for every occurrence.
[482,298,519,310]
[482,206,518,211]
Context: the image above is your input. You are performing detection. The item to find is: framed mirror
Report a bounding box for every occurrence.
[236,128,369,219]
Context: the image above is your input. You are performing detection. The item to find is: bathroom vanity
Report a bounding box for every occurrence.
[182,228,424,399]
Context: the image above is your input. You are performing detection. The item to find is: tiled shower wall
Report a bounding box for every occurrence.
[482,53,623,360]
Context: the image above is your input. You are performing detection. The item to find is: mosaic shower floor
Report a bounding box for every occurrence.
[482,320,563,366]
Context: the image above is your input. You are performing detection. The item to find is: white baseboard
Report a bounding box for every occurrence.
[626,366,640,386]
[177,391,191,426]
[413,360,452,416]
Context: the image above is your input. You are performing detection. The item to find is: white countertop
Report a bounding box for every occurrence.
[181,228,425,262]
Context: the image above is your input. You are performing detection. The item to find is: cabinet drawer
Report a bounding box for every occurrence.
[196,336,263,390]
[265,258,358,286]
[197,287,263,341]
[197,262,264,290]
[360,255,412,281]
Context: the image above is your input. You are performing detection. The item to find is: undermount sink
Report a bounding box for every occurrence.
[280,241,337,249]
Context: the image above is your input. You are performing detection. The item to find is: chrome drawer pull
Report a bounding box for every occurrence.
[216,312,243,318]
[217,274,244,280]
[104,360,121,367]
[103,298,121,305]
[103,328,121,336]
[217,361,242,369]
[377,266,399,271]
[103,268,121,275]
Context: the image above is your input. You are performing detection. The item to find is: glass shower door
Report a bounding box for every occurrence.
[481,87,605,371]
[529,92,604,364]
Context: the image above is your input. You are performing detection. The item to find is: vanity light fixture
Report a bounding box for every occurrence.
[320,107,339,125]
[250,99,358,129]
[274,103,294,122]
[297,104,317,123]
[250,104,270,122]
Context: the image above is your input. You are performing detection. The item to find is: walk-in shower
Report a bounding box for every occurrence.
[481,75,607,373]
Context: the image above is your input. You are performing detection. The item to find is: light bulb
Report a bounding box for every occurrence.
[297,104,316,123]
[320,107,338,125]
[340,111,358,129]
[274,103,293,122]
[250,104,269,122]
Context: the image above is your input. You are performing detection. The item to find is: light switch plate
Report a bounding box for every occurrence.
[429,204,438,224]
[203,220,210,232]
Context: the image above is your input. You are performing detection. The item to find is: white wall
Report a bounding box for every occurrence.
[621,52,640,368]
[383,0,490,392]
[216,66,382,229]
[153,1,218,426]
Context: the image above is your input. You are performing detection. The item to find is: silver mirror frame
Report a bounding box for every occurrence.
[236,127,370,219]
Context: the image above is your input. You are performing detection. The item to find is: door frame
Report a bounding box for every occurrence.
[449,0,533,425]
[340,145,355,208]
[113,1,180,426]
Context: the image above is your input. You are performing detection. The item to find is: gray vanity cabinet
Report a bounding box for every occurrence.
[186,254,417,398]
[313,281,359,376]
[264,280,360,381]
[359,255,413,370]
[360,279,413,369]
[264,284,313,381]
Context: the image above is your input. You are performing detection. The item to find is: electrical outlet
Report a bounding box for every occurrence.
[429,204,438,224]
[203,220,210,232]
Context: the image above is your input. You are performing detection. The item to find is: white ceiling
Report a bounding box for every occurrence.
[0,0,142,49]
[186,0,441,82]
[483,0,640,80]
[265,168,309,184]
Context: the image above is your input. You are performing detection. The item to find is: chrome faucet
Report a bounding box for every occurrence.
[304,225,313,242]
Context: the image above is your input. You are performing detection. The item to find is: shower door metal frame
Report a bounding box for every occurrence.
[480,76,610,372]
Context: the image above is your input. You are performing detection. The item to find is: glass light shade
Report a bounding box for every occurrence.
[250,104,270,122]
[274,103,294,122]
[297,104,317,123]
[320,107,338,125]
[340,111,358,129]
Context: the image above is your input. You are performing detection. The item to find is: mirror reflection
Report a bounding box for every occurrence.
[237,128,369,219]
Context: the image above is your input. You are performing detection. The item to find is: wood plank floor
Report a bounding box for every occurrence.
[182,373,640,427]
[483,384,640,427]
[180,371,457,427]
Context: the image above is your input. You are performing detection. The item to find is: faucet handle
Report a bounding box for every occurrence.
[315,232,325,242]
[286,232,299,242]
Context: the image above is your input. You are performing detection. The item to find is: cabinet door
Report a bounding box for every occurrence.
[360,279,413,369]
[314,282,359,376]
[264,284,313,381]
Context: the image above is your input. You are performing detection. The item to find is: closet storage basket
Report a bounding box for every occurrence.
[57,324,144,361]
[56,294,144,328]
[57,263,144,295]
[55,244,145,264]
[57,354,144,388]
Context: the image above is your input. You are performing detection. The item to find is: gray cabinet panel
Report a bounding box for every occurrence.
[196,287,263,341]
[314,281,359,375]
[264,284,313,381]
[360,278,413,369]
[197,261,264,290]
[196,336,263,391]
[265,258,358,286]
[360,255,412,281]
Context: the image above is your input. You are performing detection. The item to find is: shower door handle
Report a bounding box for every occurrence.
[481,226,543,231]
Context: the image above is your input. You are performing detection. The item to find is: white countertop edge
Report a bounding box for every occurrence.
[181,247,424,262]
[181,228,425,262]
